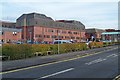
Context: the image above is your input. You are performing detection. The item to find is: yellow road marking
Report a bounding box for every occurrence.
[0,48,117,75]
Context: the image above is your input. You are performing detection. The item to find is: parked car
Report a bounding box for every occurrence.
[101,40,111,42]
[16,41,23,44]
[53,40,72,44]
[0,41,2,44]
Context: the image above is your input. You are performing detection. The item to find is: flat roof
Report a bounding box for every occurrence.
[101,32,120,35]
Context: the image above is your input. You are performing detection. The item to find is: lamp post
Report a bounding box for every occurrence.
[57,30,60,54]
[30,32,32,43]
[52,30,54,44]
[28,28,32,43]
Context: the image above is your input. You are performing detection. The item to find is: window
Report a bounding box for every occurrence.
[46,35,50,38]
[44,35,50,38]
[35,34,42,38]
[5,25,7,27]
[35,34,39,38]
[36,21,37,24]
[65,36,69,39]
[62,31,66,34]
[52,35,57,38]
[56,30,60,33]
[73,32,77,34]
[71,37,75,39]
[54,35,57,38]
[76,37,80,39]
[68,31,72,34]
[48,29,53,32]
[39,35,42,37]
[60,36,63,38]
[2,32,4,35]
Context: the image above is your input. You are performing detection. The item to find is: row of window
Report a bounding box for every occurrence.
[35,34,80,39]
[1,32,18,35]
[35,21,82,30]
[46,29,80,35]
[2,25,16,28]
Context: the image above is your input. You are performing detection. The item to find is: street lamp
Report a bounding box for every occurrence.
[30,32,32,42]
[28,29,32,43]
[57,30,60,54]
[52,30,54,44]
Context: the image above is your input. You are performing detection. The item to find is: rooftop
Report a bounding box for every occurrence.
[101,32,120,35]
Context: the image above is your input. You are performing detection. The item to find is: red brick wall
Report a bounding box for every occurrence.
[1,31,21,43]
[33,26,86,43]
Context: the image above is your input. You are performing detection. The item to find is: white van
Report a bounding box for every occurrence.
[53,40,72,44]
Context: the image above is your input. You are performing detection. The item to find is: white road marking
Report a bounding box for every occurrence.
[85,53,118,65]
[107,54,116,58]
[107,54,118,58]
[41,68,74,78]
[85,58,107,65]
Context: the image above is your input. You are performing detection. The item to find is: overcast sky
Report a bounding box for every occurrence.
[0,0,119,30]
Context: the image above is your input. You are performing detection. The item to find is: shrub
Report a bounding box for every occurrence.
[112,42,120,45]
[103,42,113,47]
[89,42,103,48]
[95,42,103,48]
[32,44,50,56]
[2,44,33,60]
[2,43,88,60]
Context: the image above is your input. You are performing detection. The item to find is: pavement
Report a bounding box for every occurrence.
[2,45,118,72]
[1,45,119,79]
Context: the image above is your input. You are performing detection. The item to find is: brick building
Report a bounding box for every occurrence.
[16,13,86,43]
[0,21,22,43]
[85,28,105,41]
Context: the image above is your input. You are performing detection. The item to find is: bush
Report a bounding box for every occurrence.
[95,42,103,48]
[89,42,103,48]
[2,43,87,60]
[103,42,113,47]
[2,44,33,60]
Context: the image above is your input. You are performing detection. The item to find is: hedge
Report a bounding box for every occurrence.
[2,43,88,60]
[103,42,113,47]
[89,42,103,49]
[2,44,33,60]
[2,42,114,60]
